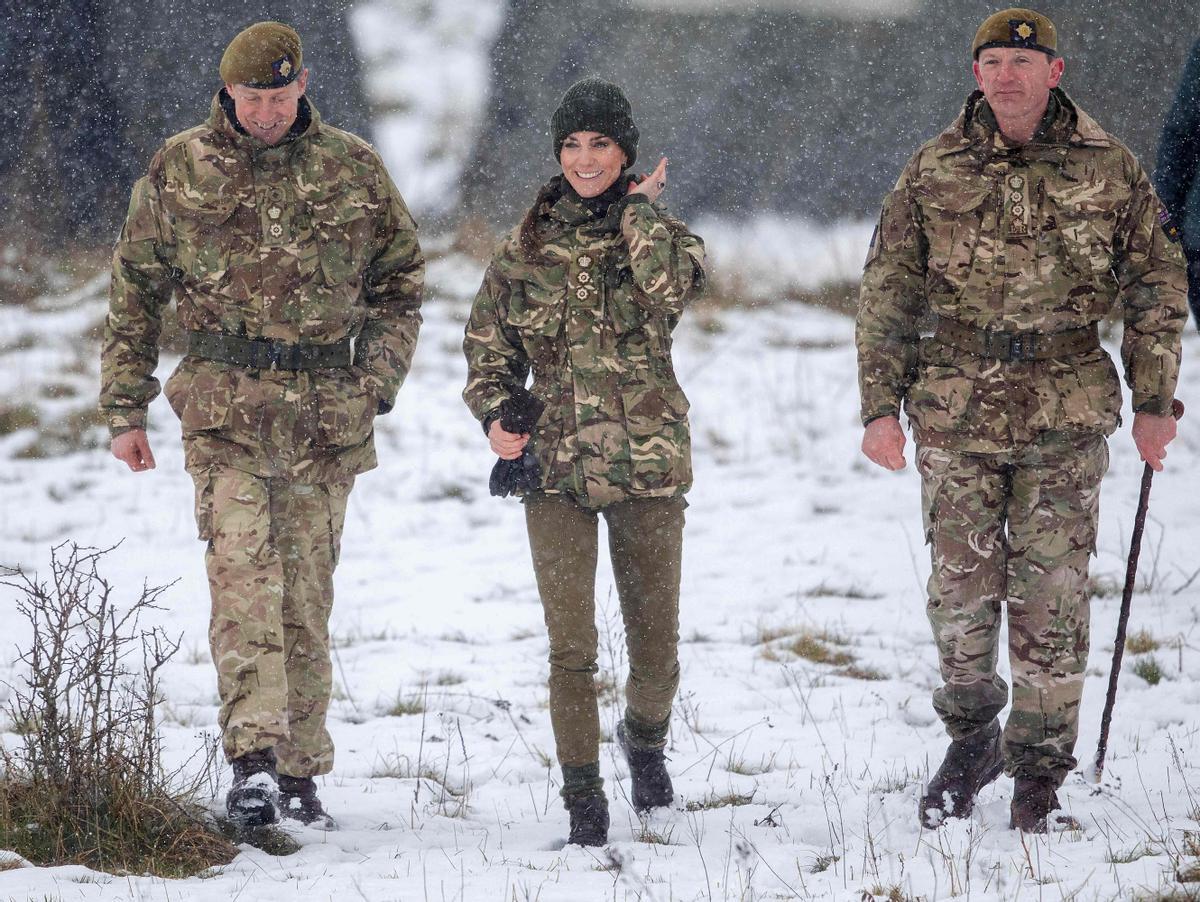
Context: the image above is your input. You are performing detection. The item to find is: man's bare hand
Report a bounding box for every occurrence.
[111,429,156,472]
[1132,410,1177,472]
[861,416,907,471]
[488,419,529,461]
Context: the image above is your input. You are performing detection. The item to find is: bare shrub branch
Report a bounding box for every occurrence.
[0,542,234,875]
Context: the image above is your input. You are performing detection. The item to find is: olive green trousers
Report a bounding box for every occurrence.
[524,493,685,769]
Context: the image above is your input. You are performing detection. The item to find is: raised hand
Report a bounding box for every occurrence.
[627,157,668,202]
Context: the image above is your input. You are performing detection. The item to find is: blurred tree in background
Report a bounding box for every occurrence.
[1,0,1196,262]
[465,0,1200,226]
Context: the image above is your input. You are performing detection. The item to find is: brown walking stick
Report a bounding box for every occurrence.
[1092,398,1185,782]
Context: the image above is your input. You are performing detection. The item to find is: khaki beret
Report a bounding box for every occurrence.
[972,8,1057,59]
[220,22,302,88]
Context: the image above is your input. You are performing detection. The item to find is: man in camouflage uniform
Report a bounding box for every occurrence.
[100,22,424,828]
[463,77,706,846]
[856,8,1186,832]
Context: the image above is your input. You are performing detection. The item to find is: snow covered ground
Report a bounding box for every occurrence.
[2,245,1200,900]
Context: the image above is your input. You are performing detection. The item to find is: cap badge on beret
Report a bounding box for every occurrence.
[277,58,292,79]
[1011,20,1036,43]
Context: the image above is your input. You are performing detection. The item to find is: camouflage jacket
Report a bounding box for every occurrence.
[100,92,424,482]
[857,89,1187,452]
[463,177,707,508]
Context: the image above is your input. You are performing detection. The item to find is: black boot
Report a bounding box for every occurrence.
[1011,774,1078,832]
[226,748,279,828]
[918,719,1003,829]
[565,792,609,847]
[617,720,674,812]
[279,775,338,830]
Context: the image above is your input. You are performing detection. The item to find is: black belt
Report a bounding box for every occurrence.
[186,331,353,370]
[933,317,1100,362]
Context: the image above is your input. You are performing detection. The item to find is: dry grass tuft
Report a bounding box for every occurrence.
[685,790,756,812]
[1127,629,1161,655]
[0,544,236,877]
[839,664,888,681]
[785,632,856,667]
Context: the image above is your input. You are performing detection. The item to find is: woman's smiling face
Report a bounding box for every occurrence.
[559,131,627,198]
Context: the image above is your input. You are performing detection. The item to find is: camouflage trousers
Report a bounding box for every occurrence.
[192,468,353,777]
[524,493,685,769]
[917,432,1108,781]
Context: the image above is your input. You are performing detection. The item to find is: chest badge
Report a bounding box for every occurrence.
[1004,175,1031,238]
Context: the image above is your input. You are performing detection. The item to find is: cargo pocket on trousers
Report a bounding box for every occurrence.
[916,446,949,548]
[192,473,215,543]
[1070,436,1109,557]
[325,477,354,568]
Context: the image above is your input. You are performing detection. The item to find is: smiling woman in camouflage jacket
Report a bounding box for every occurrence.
[462,77,706,847]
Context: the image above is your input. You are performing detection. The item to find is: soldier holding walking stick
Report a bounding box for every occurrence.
[856,8,1187,833]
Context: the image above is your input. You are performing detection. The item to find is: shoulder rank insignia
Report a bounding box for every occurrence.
[1159,206,1182,243]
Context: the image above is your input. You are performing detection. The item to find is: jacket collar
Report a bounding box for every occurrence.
[932,87,1111,159]
[543,174,628,230]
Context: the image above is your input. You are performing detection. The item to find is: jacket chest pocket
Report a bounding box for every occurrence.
[920,188,989,292]
[310,185,376,286]
[605,264,651,335]
[507,280,567,363]
[1043,184,1122,281]
[166,187,237,285]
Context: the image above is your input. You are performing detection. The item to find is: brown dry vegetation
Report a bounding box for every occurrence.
[0,544,237,876]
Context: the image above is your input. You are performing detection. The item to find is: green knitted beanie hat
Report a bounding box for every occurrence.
[550,77,639,168]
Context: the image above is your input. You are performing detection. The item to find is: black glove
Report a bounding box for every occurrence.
[489,387,546,498]
[489,452,543,498]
